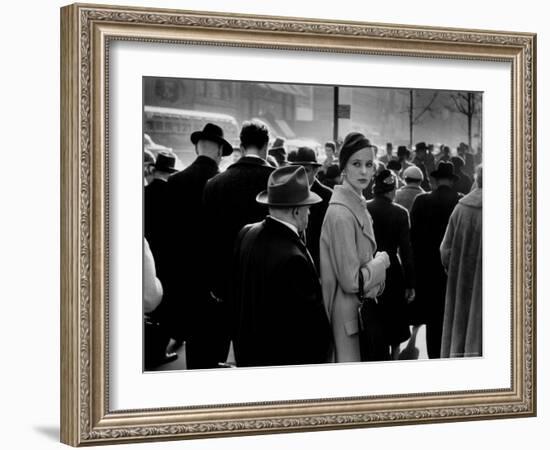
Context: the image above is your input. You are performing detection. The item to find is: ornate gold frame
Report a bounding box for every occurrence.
[60,3,536,446]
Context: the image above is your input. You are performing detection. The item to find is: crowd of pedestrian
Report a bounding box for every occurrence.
[143,118,483,370]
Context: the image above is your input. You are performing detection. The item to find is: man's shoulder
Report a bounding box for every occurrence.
[312,179,333,200]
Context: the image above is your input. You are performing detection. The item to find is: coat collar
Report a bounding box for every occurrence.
[230,155,273,169]
[329,185,376,247]
[193,154,219,171]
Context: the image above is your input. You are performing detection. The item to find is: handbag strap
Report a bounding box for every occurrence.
[357,268,365,302]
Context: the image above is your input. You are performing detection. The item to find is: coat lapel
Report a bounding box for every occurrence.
[329,186,377,249]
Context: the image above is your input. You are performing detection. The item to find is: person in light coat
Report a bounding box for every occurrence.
[320,132,390,363]
[440,165,483,358]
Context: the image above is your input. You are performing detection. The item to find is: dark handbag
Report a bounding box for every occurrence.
[357,269,389,361]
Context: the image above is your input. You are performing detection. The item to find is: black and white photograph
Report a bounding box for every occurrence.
[142,77,483,371]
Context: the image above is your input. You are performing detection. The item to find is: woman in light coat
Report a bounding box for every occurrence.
[440,165,483,358]
[320,132,390,362]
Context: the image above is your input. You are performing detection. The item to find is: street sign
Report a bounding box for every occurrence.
[337,104,351,119]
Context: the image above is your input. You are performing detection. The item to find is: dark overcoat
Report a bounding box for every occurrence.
[203,156,275,303]
[367,196,413,346]
[409,185,461,358]
[233,217,332,367]
[159,155,219,341]
[144,178,172,283]
[307,179,333,272]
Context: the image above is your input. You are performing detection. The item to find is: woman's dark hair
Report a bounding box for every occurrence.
[240,120,270,150]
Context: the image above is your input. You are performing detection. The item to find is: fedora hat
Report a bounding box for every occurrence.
[256,165,322,207]
[397,145,410,158]
[288,147,321,167]
[154,151,178,173]
[270,137,286,151]
[190,123,233,156]
[430,161,458,180]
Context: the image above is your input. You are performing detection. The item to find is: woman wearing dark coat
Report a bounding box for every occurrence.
[367,170,414,359]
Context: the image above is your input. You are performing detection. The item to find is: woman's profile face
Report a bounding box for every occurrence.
[344,147,375,193]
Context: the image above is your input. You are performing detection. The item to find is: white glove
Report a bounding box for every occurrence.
[375,251,391,269]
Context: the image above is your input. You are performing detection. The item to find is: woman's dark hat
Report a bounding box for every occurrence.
[256,165,322,207]
[372,169,397,195]
[430,161,458,180]
[339,132,372,171]
[288,147,321,167]
[190,123,233,157]
[154,152,178,173]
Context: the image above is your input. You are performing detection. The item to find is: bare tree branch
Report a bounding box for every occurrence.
[413,92,439,124]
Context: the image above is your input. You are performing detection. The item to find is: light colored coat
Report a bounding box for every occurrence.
[395,184,425,213]
[320,185,387,362]
[440,188,482,358]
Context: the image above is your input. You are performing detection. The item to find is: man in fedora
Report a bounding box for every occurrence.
[143,151,179,368]
[288,146,332,272]
[397,145,414,179]
[203,119,275,364]
[409,161,462,359]
[144,151,178,279]
[162,122,233,369]
[268,137,288,167]
[233,166,332,367]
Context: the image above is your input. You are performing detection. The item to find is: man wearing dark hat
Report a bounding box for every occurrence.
[378,142,396,166]
[412,142,432,191]
[397,145,414,179]
[144,151,178,279]
[367,170,414,360]
[233,166,332,367]
[451,155,473,195]
[457,142,475,178]
[268,137,288,167]
[143,151,179,368]
[203,119,275,364]
[409,161,462,359]
[161,123,233,369]
[288,146,332,271]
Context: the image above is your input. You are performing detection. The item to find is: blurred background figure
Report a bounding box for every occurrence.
[395,166,425,213]
[397,145,414,178]
[412,142,432,191]
[451,155,473,194]
[143,150,155,186]
[268,137,288,167]
[436,145,452,164]
[457,142,475,178]
[378,142,395,165]
[440,165,483,358]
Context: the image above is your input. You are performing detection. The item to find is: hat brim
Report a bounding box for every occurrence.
[289,161,322,167]
[256,190,322,206]
[191,131,234,157]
